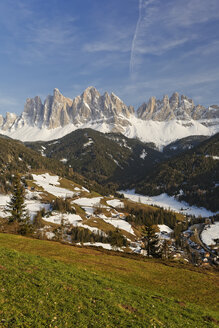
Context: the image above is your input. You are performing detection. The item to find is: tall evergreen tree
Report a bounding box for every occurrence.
[142,224,161,257]
[5,175,31,234]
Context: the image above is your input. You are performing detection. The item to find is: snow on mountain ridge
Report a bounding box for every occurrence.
[0,87,218,147]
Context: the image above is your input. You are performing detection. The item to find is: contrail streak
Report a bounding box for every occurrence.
[130,0,143,74]
[129,0,156,73]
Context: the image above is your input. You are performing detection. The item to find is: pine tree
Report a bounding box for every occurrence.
[5,175,31,234]
[142,224,161,257]
[161,239,172,259]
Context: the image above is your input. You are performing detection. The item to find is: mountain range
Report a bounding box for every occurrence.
[0,87,219,148]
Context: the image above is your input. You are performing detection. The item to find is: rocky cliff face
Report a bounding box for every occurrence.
[1,112,17,131]
[0,87,218,145]
[70,87,133,129]
[0,87,134,132]
[137,92,219,121]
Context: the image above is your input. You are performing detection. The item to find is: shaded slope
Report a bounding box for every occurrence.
[136,133,219,211]
[0,135,107,195]
[26,128,163,187]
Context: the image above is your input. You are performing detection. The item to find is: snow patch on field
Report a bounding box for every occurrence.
[102,217,135,235]
[201,222,219,246]
[78,242,124,251]
[106,199,124,208]
[25,201,50,221]
[82,206,94,216]
[72,197,102,216]
[0,193,49,220]
[82,187,90,193]
[43,212,102,234]
[0,195,10,217]
[158,225,173,234]
[121,190,218,217]
[32,173,75,198]
[43,212,82,225]
[25,190,42,200]
[157,224,173,240]
[72,197,102,207]
[0,195,10,206]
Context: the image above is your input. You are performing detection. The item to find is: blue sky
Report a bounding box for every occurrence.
[0,0,219,115]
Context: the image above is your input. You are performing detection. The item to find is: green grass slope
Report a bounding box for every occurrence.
[0,234,218,327]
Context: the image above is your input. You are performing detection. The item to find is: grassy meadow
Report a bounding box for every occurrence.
[0,233,218,327]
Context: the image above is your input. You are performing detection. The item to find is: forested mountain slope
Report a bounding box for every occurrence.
[0,135,106,195]
[136,133,219,211]
[26,128,163,187]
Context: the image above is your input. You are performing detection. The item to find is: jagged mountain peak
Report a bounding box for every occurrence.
[137,92,219,121]
[0,88,218,146]
[53,87,61,94]
[81,86,100,99]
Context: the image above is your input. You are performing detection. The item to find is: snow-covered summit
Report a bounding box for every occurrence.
[0,87,218,147]
[137,92,219,122]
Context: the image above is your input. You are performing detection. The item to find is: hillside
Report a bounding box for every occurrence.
[25,129,163,187]
[0,233,218,327]
[25,130,219,210]
[136,133,219,211]
[163,135,208,156]
[0,171,186,249]
[0,135,111,195]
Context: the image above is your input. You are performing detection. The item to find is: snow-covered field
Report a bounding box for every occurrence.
[121,190,218,217]
[0,195,10,217]
[158,224,173,240]
[0,195,10,206]
[0,193,50,220]
[77,242,124,251]
[102,217,135,235]
[42,212,102,234]
[106,199,124,208]
[32,173,75,198]
[25,201,50,221]
[158,225,173,234]
[43,212,82,225]
[72,197,102,216]
[72,197,102,207]
[201,222,219,246]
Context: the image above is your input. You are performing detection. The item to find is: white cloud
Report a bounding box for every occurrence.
[83,42,129,53]
[130,0,219,73]
[168,0,219,27]
[83,24,132,54]
[135,37,189,55]
[0,1,78,64]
